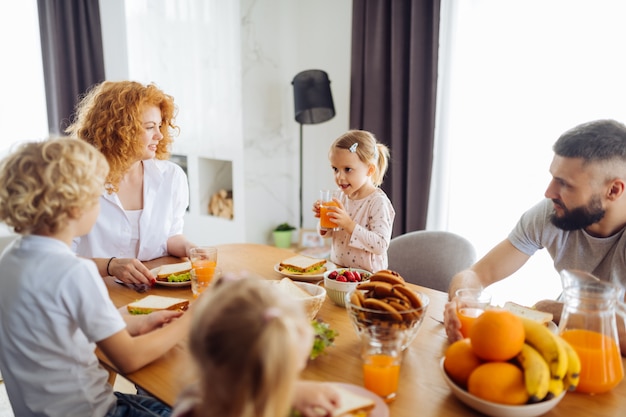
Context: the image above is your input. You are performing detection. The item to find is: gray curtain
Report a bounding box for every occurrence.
[37,0,105,134]
[350,0,441,236]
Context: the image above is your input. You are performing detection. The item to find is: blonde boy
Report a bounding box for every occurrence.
[0,138,191,417]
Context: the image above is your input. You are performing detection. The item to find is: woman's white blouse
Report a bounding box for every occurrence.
[73,159,189,261]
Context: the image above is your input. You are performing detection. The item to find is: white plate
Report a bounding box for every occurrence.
[439,358,565,417]
[273,261,336,282]
[332,382,389,417]
[114,267,191,288]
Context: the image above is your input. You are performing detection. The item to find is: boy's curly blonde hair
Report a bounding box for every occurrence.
[0,137,109,235]
[65,80,179,193]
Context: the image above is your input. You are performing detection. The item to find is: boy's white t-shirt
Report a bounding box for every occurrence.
[0,235,126,417]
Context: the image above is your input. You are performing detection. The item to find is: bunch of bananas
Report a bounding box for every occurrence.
[515,317,581,402]
[349,269,424,327]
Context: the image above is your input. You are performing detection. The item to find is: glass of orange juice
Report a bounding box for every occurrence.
[319,190,339,231]
[361,332,403,402]
[190,267,221,298]
[189,246,218,298]
[455,288,492,338]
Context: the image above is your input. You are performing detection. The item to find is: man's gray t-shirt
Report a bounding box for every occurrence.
[508,199,626,287]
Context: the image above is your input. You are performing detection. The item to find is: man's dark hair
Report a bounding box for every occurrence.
[553,119,626,162]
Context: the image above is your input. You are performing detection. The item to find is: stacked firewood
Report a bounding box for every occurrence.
[208,189,234,219]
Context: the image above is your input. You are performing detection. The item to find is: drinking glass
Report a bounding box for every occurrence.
[319,190,339,231]
[191,267,222,298]
[361,331,403,402]
[455,288,492,338]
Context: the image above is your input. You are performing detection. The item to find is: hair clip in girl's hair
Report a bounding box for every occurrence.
[263,307,281,322]
[349,143,359,153]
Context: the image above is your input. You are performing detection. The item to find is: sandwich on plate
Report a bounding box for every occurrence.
[127,295,190,315]
[278,254,327,275]
[330,385,376,417]
[155,261,192,283]
[503,301,554,325]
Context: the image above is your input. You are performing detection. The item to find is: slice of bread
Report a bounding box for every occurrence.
[331,385,376,417]
[156,261,192,280]
[127,295,189,315]
[279,255,326,275]
[503,301,553,325]
[278,277,312,299]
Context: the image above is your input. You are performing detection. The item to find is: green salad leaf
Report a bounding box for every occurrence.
[167,271,191,282]
[310,319,338,360]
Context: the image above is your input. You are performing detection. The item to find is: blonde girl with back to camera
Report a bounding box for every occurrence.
[313,130,395,273]
[172,276,340,417]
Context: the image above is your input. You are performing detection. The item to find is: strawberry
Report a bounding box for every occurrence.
[328,270,339,280]
[336,275,348,282]
[343,270,354,281]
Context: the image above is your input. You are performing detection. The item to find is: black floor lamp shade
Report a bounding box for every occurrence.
[292,70,335,124]
[292,69,336,229]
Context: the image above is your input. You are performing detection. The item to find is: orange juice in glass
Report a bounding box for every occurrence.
[191,266,220,298]
[319,190,339,231]
[361,333,403,402]
[363,354,401,401]
[561,328,624,394]
[455,289,491,338]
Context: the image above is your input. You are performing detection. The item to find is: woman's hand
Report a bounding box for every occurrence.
[292,381,340,417]
[109,257,156,286]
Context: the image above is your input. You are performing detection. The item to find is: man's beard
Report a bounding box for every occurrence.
[549,196,606,231]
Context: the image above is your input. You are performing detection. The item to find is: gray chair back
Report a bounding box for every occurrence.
[387,230,476,292]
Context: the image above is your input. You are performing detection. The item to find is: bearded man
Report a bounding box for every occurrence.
[443,119,626,354]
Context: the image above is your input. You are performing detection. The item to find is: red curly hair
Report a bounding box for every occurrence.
[66,81,179,193]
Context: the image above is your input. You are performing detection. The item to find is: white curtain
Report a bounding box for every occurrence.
[433,0,626,306]
[0,0,47,153]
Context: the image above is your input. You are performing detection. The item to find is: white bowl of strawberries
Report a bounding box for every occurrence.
[324,268,372,307]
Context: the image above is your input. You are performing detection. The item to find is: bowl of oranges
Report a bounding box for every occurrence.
[441,309,570,417]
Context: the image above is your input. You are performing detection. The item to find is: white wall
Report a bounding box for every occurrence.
[241,0,352,244]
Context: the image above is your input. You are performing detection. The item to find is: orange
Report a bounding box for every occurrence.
[443,338,483,388]
[468,362,529,405]
[469,309,524,361]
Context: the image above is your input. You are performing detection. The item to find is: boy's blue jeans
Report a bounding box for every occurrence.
[106,392,171,417]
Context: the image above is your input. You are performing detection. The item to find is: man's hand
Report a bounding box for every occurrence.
[444,300,464,343]
[292,381,340,417]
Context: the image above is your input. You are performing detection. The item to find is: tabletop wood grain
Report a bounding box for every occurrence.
[101,243,626,416]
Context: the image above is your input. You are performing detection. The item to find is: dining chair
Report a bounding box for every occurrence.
[387,230,477,292]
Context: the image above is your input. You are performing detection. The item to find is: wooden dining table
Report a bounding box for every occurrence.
[102,243,626,416]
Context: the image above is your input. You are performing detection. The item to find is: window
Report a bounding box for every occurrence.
[0,0,48,154]
[435,0,626,305]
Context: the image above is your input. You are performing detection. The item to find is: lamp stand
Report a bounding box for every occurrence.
[299,122,303,229]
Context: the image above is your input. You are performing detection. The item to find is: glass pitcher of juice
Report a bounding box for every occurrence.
[558,269,624,394]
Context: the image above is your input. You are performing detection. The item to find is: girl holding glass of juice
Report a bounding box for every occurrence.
[312,130,395,273]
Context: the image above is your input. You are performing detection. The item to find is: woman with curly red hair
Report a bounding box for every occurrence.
[66,81,196,287]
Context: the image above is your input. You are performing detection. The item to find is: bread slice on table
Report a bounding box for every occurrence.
[277,277,312,299]
[503,301,553,325]
[127,295,189,315]
[156,261,192,281]
[278,254,327,275]
[331,385,376,417]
